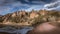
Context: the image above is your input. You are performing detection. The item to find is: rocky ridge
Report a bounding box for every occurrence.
[0,10,60,26]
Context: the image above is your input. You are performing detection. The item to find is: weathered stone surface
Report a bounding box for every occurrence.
[27,22,60,34]
[0,10,60,26]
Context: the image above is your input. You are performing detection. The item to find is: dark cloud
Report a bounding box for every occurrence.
[0,0,60,15]
[0,0,54,6]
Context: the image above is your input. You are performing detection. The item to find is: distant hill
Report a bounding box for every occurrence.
[0,9,60,26]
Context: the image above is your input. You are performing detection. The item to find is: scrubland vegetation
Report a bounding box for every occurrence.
[0,10,60,26]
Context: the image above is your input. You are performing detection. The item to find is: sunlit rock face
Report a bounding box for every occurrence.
[30,12,39,19]
[3,14,12,23]
[12,13,16,17]
[27,22,60,34]
[39,10,48,16]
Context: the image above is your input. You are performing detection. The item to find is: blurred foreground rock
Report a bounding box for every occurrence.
[27,22,60,34]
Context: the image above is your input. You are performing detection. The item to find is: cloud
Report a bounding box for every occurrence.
[31,1,46,5]
[0,0,60,15]
[26,5,44,11]
[44,0,60,10]
[25,0,29,2]
[0,0,30,15]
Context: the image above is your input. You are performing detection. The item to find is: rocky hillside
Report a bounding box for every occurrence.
[0,10,60,26]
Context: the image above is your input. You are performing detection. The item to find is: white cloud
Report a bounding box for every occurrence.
[44,0,60,10]
[26,5,43,11]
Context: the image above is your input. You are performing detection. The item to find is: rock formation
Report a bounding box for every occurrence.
[27,22,60,34]
[0,10,60,26]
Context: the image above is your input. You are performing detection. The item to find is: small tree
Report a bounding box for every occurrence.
[0,18,4,22]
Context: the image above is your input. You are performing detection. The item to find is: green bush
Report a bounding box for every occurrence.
[32,15,45,26]
[0,18,4,22]
[9,16,20,23]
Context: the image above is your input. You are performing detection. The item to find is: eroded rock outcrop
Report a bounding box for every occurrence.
[0,10,60,26]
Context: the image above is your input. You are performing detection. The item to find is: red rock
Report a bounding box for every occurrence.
[27,22,60,34]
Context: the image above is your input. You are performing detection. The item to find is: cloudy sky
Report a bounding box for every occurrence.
[0,0,60,15]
